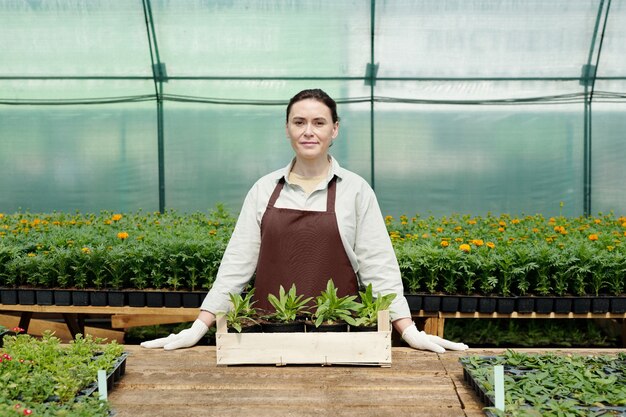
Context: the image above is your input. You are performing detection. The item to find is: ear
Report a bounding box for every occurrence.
[331,121,339,139]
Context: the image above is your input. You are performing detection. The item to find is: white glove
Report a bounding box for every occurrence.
[140,319,209,351]
[401,323,469,354]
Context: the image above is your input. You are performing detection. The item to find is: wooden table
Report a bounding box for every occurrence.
[107,346,625,417]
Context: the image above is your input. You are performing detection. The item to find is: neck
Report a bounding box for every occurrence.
[291,156,331,178]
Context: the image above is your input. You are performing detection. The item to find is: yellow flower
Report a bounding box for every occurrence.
[104,219,112,225]
[498,221,506,227]
[112,214,123,221]
[421,233,429,238]
[467,220,477,225]
[454,226,462,231]
[486,242,495,249]
[622,222,626,228]
[607,246,614,251]
[594,219,601,224]
[459,244,471,252]
[549,217,556,223]
[209,230,217,236]
[384,215,393,223]
[455,237,464,242]
[532,228,539,233]
[401,221,407,225]
[498,227,505,232]
[511,219,520,224]
[0,213,4,219]
[117,232,129,240]
[472,239,484,247]
[20,219,28,224]
[588,234,599,241]
[436,227,444,233]
[440,240,449,247]
[81,247,91,254]
[27,252,36,257]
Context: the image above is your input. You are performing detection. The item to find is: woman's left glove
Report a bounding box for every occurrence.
[401,323,469,353]
[140,319,209,350]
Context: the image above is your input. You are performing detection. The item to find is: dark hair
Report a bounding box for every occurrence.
[286,89,340,124]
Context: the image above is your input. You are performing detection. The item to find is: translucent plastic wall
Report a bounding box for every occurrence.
[1,0,625,218]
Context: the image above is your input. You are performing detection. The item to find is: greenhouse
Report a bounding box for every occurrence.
[1,1,626,417]
[1,0,625,217]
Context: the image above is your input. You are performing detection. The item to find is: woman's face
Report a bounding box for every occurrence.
[286,98,338,162]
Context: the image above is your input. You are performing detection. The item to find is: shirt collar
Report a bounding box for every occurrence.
[276,155,345,184]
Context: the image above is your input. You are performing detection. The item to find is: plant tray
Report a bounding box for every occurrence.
[216,310,391,367]
[79,352,129,398]
[460,354,626,417]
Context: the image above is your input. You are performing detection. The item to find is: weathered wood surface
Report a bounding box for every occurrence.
[107,346,625,417]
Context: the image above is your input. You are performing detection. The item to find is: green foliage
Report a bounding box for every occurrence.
[267,284,312,323]
[312,280,360,327]
[0,331,124,416]
[224,289,258,333]
[461,350,626,416]
[353,283,396,327]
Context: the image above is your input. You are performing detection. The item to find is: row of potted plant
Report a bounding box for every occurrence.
[0,327,127,417]
[460,350,626,416]
[1,208,625,300]
[223,280,395,333]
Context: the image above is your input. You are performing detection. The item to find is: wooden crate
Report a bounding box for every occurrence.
[216,310,392,367]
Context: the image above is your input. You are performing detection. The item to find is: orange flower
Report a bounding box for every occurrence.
[511,219,520,224]
[459,244,471,252]
[498,221,506,227]
[486,242,495,249]
[594,219,601,224]
[622,222,626,228]
[472,239,484,247]
[117,232,129,240]
[532,228,539,233]
[421,233,429,238]
[112,214,123,221]
[437,227,444,233]
[498,227,505,232]
[467,219,477,225]
[588,234,599,241]
[549,217,556,223]
[440,240,449,247]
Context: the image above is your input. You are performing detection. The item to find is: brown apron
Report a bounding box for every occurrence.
[253,175,359,312]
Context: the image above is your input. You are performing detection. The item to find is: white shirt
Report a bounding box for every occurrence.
[200,156,411,320]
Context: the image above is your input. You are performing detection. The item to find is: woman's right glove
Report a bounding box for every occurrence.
[140,319,209,351]
[401,323,469,354]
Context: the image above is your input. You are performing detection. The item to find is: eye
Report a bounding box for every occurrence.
[315,120,326,127]
[293,120,304,126]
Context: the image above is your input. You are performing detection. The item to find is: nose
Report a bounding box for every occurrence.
[304,123,314,136]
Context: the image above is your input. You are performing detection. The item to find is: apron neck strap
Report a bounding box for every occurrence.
[267,175,338,213]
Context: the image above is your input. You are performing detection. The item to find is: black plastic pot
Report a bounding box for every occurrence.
[591,297,610,314]
[72,290,89,306]
[305,322,348,332]
[163,292,182,308]
[405,294,423,311]
[35,289,54,305]
[228,323,263,333]
[554,297,573,314]
[572,297,591,314]
[534,297,554,314]
[349,324,377,332]
[496,297,515,314]
[516,297,534,314]
[0,289,18,305]
[478,297,497,314]
[88,291,107,306]
[127,291,146,307]
[18,289,36,305]
[54,290,72,306]
[440,296,460,313]
[422,295,441,313]
[261,321,304,333]
[459,296,479,313]
[610,297,626,314]
[182,292,203,308]
[145,292,164,308]
[107,291,125,307]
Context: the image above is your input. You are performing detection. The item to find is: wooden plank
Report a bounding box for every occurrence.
[111,314,197,328]
[0,313,124,342]
[0,304,199,315]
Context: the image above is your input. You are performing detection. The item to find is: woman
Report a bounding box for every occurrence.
[142,89,468,353]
